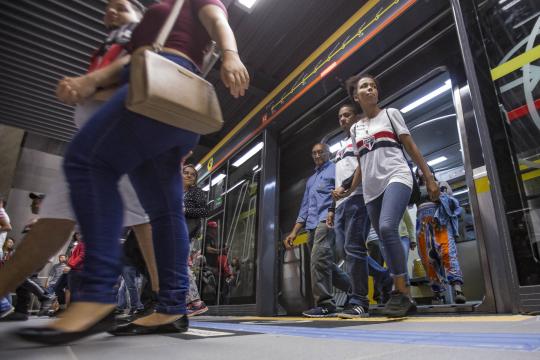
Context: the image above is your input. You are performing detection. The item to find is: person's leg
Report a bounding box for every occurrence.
[341,195,370,314]
[367,240,385,302]
[305,222,337,316]
[0,219,75,297]
[48,84,197,332]
[0,296,14,318]
[127,144,196,326]
[436,226,466,303]
[400,236,410,284]
[367,254,393,302]
[372,183,411,293]
[14,286,31,315]
[117,278,128,310]
[367,183,415,317]
[122,266,141,312]
[186,267,201,304]
[132,223,159,293]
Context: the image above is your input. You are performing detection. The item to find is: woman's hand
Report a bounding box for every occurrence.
[220,52,249,98]
[426,179,440,202]
[56,76,98,105]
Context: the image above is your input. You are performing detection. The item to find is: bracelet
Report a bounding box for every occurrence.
[222,49,239,54]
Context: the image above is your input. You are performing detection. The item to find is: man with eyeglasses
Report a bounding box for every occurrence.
[284,143,351,317]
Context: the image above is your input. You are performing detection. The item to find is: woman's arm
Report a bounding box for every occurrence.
[400,134,440,201]
[198,4,249,98]
[56,55,131,105]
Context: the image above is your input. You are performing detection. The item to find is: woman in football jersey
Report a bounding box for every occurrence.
[335,74,439,317]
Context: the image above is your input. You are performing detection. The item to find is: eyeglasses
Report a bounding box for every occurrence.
[311,150,327,156]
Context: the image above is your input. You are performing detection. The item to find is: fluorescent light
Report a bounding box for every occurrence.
[401,80,452,113]
[211,173,226,186]
[232,142,264,167]
[238,0,258,9]
[202,185,210,192]
[427,156,448,166]
[502,0,520,11]
[195,164,202,171]
[252,165,259,171]
[453,188,469,196]
[222,180,246,195]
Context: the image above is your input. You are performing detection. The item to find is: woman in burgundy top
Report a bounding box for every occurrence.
[18,0,249,344]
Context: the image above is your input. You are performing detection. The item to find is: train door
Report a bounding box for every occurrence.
[278,16,496,313]
[467,0,540,313]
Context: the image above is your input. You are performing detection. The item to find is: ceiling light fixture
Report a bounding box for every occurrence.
[427,156,448,166]
[237,0,258,12]
[232,142,264,167]
[401,80,452,113]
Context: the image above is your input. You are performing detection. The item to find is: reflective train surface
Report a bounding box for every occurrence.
[184,0,540,316]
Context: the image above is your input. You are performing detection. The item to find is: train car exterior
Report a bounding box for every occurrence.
[192,0,540,315]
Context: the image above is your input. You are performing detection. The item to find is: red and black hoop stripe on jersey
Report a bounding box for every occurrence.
[354,130,401,158]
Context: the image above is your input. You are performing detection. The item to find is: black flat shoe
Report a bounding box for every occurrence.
[16,311,116,345]
[109,315,188,336]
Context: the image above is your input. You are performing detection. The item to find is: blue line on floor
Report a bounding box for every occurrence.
[190,321,540,351]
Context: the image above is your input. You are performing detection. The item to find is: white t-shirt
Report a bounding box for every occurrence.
[350,108,413,204]
[334,137,362,209]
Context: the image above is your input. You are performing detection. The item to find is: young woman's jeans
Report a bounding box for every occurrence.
[63,54,199,315]
[366,182,411,278]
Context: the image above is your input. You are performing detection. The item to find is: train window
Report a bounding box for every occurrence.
[477,1,540,286]
[222,139,263,304]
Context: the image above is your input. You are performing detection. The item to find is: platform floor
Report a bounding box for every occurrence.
[1,314,539,359]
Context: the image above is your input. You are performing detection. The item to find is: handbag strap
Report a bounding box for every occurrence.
[152,0,185,52]
[385,108,409,161]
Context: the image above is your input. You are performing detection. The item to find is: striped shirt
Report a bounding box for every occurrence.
[350,108,413,204]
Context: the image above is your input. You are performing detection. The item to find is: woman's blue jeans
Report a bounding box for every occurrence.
[366,182,411,278]
[63,54,199,314]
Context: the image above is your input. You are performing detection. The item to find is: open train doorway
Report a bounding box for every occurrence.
[278,30,488,314]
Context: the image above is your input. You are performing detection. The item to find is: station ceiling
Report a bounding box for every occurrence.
[0,0,367,160]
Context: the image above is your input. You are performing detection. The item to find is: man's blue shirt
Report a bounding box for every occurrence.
[296,160,335,230]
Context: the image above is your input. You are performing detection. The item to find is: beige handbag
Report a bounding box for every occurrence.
[126,0,223,135]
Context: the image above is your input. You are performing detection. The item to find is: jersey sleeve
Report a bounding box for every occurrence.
[388,108,410,136]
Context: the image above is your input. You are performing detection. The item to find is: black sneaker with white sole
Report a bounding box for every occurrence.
[337,304,369,319]
[302,305,337,318]
[383,291,417,318]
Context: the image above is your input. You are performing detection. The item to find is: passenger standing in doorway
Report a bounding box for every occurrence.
[15,0,248,344]
[284,143,351,317]
[327,104,392,318]
[335,74,439,317]
[182,164,209,316]
[416,167,466,304]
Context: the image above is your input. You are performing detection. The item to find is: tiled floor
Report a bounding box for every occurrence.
[1,315,539,360]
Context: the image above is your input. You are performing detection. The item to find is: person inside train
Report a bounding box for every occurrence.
[15,0,249,344]
[334,74,439,317]
[204,220,235,304]
[0,0,161,308]
[327,103,393,318]
[416,166,466,304]
[182,163,209,316]
[284,143,351,318]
